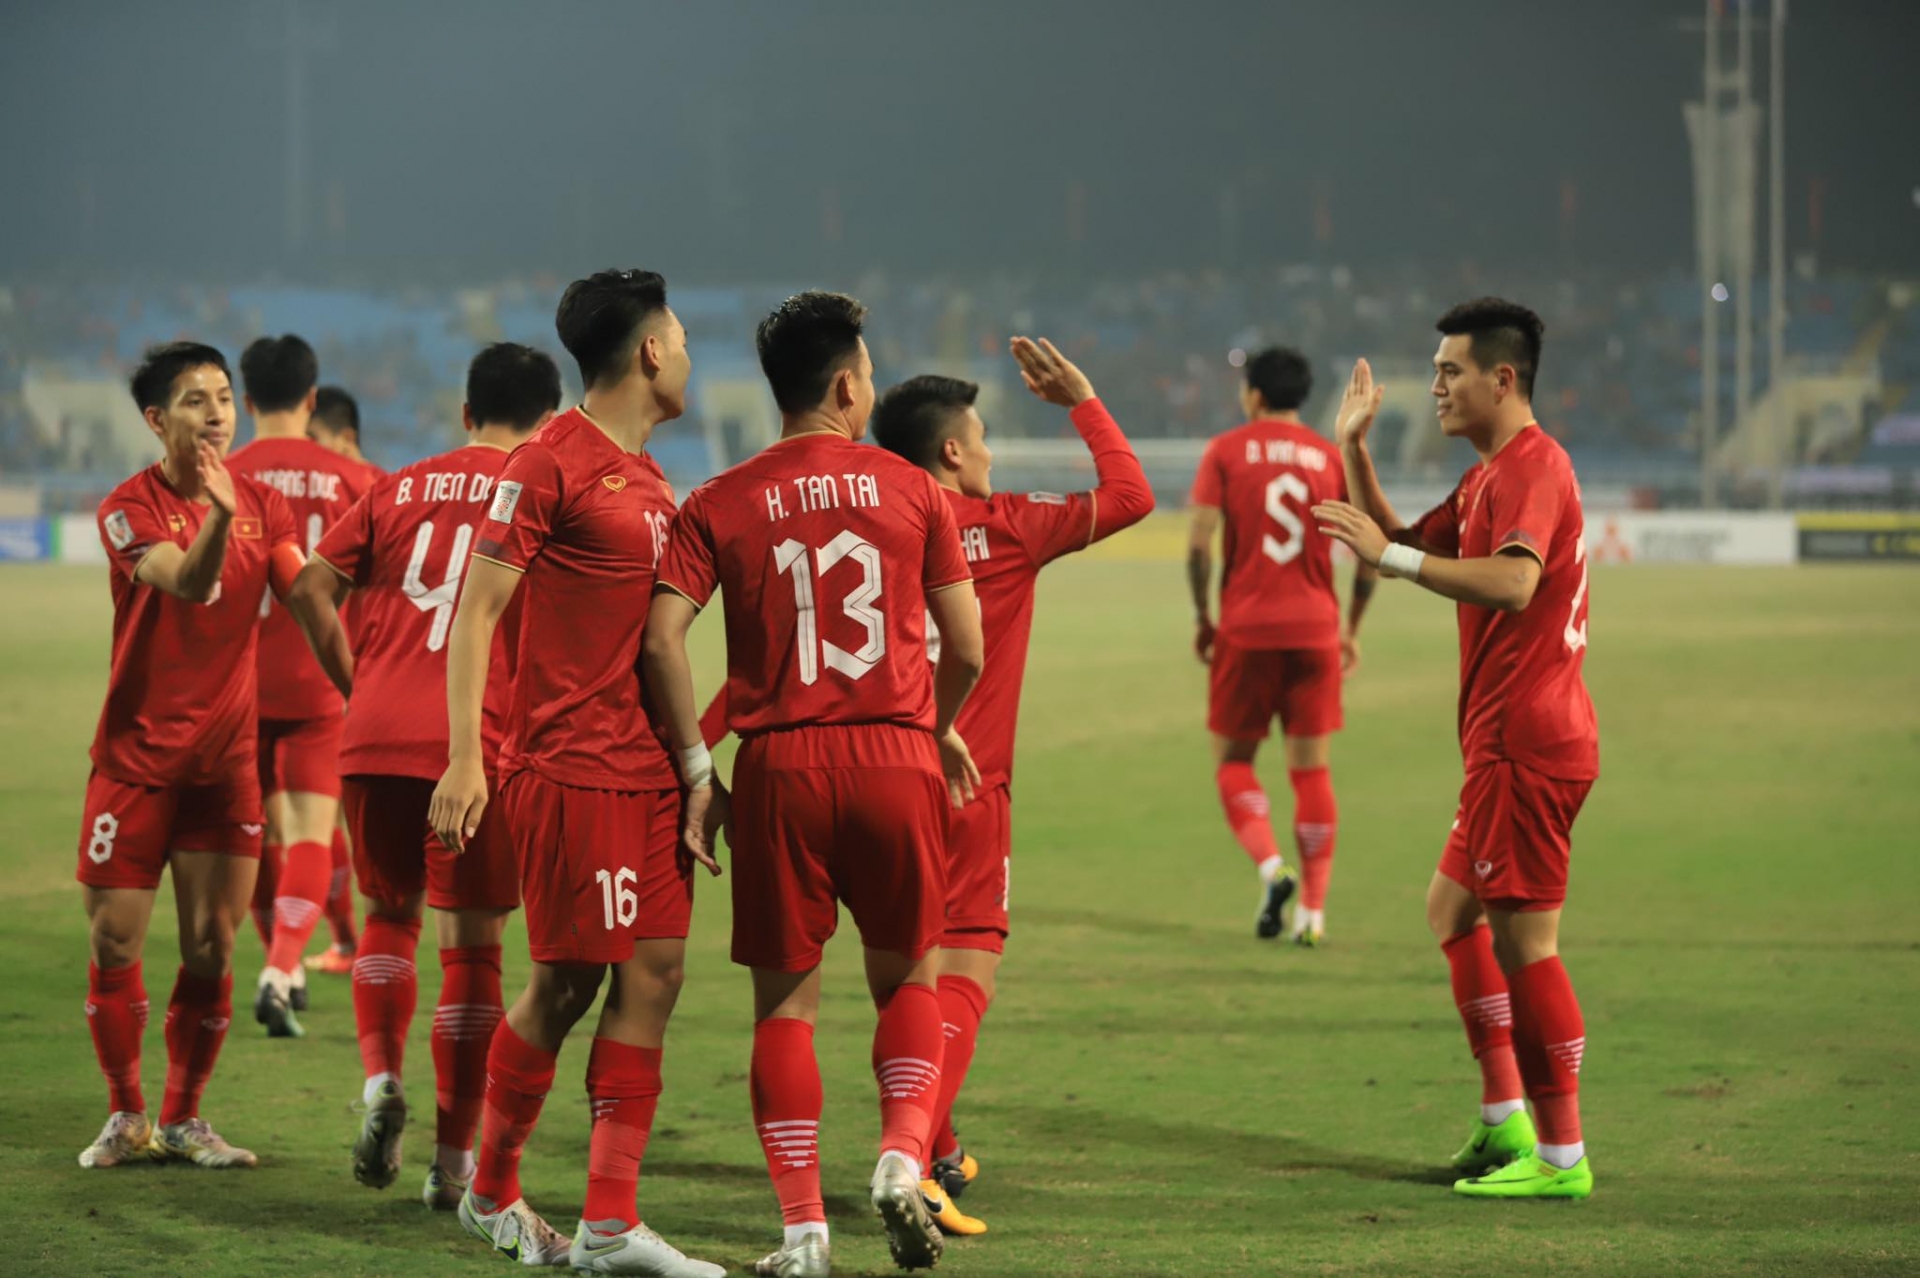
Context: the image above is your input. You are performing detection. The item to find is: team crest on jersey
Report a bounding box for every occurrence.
[602,475,628,492]
[490,481,524,524]
[1026,492,1068,506]
[104,510,134,550]
[167,513,187,532]
[232,517,262,539]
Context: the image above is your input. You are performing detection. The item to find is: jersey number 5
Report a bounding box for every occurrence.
[774,531,886,684]
[1263,473,1310,565]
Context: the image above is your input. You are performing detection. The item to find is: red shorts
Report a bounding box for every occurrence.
[342,775,519,913]
[75,767,264,891]
[1208,641,1343,740]
[258,716,344,799]
[501,772,692,965]
[730,724,949,972]
[1437,761,1593,912]
[943,783,1011,953]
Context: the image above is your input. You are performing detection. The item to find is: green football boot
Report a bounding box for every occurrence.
[1454,1152,1593,1200]
[1450,1109,1537,1174]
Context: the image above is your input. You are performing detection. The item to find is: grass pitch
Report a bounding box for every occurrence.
[1,530,1916,1277]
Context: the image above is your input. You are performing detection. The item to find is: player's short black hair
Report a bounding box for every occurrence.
[1436,297,1545,399]
[311,385,360,438]
[755,291,868,415]
[1244,346,1313,412]
[871,375,979,471]
[130,342,232,413]
[555,269,670,389]
[239,334,319,412]
[467,342,563,431]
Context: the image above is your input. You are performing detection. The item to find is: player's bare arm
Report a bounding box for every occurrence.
[285,556,356,698]
[1335,359,1450,556]
[429,554,521,852]
[1343,560,1378,674]
[133,443,237,603]
[927,579,986,808]
[1313,499,1543,612]
[1187,506,1220,663]
[639,587,726,877]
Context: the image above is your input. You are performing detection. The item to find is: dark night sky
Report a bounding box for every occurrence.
[3,0,1915,282]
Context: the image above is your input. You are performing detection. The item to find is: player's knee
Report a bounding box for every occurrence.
[88,917,143,969]
[527,962,604,1022]
[177,923,237,975]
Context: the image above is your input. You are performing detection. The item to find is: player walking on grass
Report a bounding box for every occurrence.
[285,344,560,1207]
[1187,347,1375,944]
[228,335,373,1037]
[643,291,985,1277]
[430,271,722,1277]
[77,342,303,1171]
[305,383,383,978]
[867,337,1153,1235]
[1313,298,1599,1200]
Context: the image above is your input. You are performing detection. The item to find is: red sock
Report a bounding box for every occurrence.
[873,983,944,1163]
[1288,766,1337,910]
[160,968,232,1125]
[1508,956,1585,1145]
[266,839,331,972]
[326,828,358,949]
[251,843,282,948]
[434,946,504,1155]
[927,975,988,1163]
[1442,926,1525,1104]
[1216,762,1281,868]
[752,1017,824,1227]
[471,1022,557,1207]
[87,961,148,1114]
[583,1039,663,1232]
[351,912,421,1080]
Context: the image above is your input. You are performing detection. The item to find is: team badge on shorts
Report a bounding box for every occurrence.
[490,481,524,523]
[1474,860,1493,879]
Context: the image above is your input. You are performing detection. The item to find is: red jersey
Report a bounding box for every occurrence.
[936,399,1154,790]
[1190,419,1349,649]
[473,409,678,791]
[228,434,372,720]
[1409,425,1598,781]
[656,432,970,738]
[315,444,522,781]
[90,465,299,786]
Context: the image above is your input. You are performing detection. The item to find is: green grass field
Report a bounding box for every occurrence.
[2,537,1917,1277]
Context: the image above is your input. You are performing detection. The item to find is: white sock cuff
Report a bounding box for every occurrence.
[1481,1098,1526,1125]
[784,1222,828,1247]
[877,1149,923,1181]
[1537,1140,1585,1169]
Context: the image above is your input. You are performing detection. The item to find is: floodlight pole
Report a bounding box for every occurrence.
[1700,0,1722,510]
[1734,0,1755,505]
[1768,1,1789,509]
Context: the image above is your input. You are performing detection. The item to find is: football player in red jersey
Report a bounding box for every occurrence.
[644,291,985,1277]
[228,335,372,1036]
[429,272,721,1277]
[305,385,377,977]
[285,344,561,1206]
[76,343,305,1171]
[866,337,1153,1232]
[1188,346,1375,945]
[1314,298,1599,1200]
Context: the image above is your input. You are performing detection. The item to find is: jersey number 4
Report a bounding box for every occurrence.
[1262,474,1310,565]
[403,521,477,652]
[774,531,886,684]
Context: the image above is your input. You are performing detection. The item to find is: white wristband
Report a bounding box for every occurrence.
[1378,542,1426,581]
[677,743,715,789]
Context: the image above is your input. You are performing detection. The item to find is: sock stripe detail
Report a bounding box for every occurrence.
[1458,993,1513,1029]
[757,1120,818,1171]
[352,956,417,984]
[272,898,323,928]
[1547,1037,1586,1074]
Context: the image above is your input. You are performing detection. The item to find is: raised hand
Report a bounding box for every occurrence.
[1011,337,1096,408]
[197,442,237,514]
[1313,500,1390,568]
[1336,359,1385,451]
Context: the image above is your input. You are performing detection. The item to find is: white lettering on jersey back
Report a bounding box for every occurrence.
[961,525,991,563]
[1242,439,1329,470]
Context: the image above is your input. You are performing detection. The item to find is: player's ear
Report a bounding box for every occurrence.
[461,402,476,433]
[303,386,319,414]
[243,393,258,417]
[834,366,855,410]
[143,406,167,438]
[638,332,662,379]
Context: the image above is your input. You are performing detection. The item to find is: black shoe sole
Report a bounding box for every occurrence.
[1256,875,1297,939]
